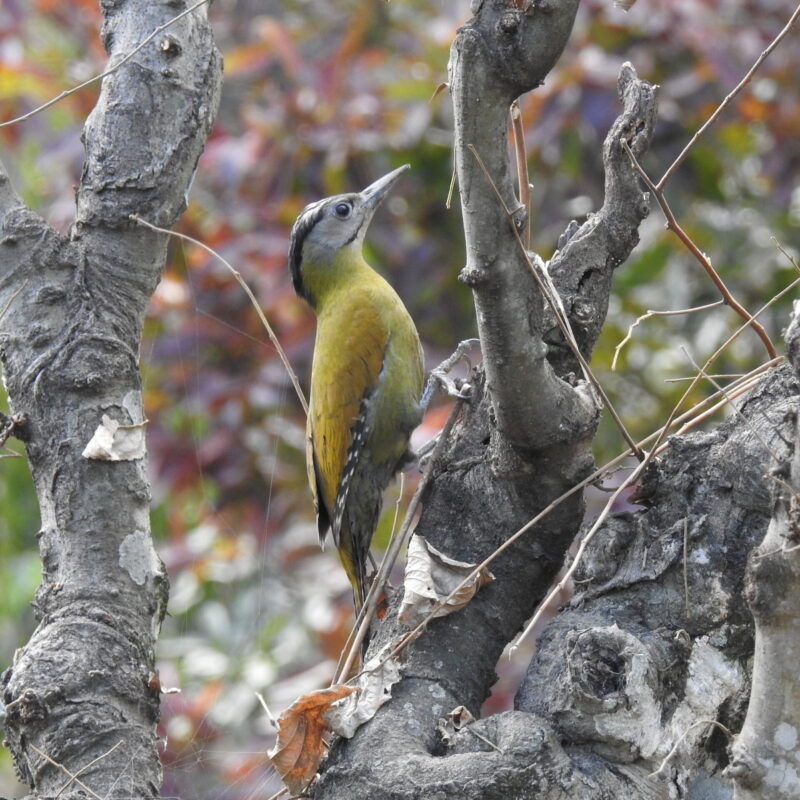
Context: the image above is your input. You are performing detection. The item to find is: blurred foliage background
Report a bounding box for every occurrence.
[1,0,799,796]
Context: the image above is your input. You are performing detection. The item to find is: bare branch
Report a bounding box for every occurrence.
[623,140,777,360]
[545,63,658,374]
[0,0,212,129]
[449,0,587,453]
[612,300,724,371]
[657,3,800,190]
[130,215,308,415]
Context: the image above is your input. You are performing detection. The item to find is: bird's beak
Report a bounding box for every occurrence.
[360,165,410,216]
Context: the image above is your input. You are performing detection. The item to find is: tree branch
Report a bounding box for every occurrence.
[545,63,658,375]
[449,0,595,453]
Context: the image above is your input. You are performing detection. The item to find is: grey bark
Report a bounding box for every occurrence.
[0,2,221,799]
[451,0,596,454]
[728,303,800,800]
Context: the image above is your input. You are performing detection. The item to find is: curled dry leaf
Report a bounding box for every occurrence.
[82,414,147,461]
[268,684,356,795]
[324,645,401,739]
[437,705,503,753]
[399,535,494,626]
[437,705,475,746]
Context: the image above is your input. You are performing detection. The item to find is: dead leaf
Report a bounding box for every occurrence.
[324,645,401,738]
[437,705,502,753]
[398,535,494,626]
[82,414,147,461]
[437,705,475,746]
[429,81,449,103]
[268,684,356,795]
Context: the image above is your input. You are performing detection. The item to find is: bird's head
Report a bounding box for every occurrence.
[288,164,409,307]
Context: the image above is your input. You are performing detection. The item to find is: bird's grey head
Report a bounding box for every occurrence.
[288,165,409,303]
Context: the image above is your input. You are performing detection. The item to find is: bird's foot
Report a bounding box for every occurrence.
[421,338,481,408]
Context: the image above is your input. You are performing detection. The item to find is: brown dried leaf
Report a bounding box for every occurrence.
[429,81,449,103]
[268,684,356,795]
[398,535,494,626]
[324,645,401,738]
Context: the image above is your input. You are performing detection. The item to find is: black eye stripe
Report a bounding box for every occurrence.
[288,200,326,302]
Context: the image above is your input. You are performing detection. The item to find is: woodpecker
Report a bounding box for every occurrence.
[288,165,424,610]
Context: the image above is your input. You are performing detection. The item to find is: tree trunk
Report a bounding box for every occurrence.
[0,3,221,798]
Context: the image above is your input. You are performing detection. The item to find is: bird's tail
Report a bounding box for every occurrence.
[337,527,369,614]
[338,535,373,659]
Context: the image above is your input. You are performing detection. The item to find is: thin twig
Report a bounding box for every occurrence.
[0,279,29,322]
[467,143,644,460]
[772,236,800,273]
[53,741,123,800]
[390,472,406,546]
[467,728,503,753]
[29,744,106,800]
[0,0,212,128]
[657,2,800,190]
[510,101,531,249]
[255,692,279,729]
[445,161,457,210]
[766,473,800,504]
[623,141,777,361]
[612,300,724,371]
[665,373,743,383]
[673,366,778,437]
[649,720,733,778]
[681,346,784,464]
[130,215,308,415]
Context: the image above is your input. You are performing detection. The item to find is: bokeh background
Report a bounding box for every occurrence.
[1,0,799,796]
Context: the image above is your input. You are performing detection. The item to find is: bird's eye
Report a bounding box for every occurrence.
[334,202,352,219]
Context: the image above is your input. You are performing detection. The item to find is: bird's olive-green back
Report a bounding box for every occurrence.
[305,251,423,540]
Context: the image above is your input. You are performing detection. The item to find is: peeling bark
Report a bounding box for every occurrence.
[0,2,221,798]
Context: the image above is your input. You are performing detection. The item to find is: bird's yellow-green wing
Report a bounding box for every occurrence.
[307,298,388,545]
[305,417,330,544]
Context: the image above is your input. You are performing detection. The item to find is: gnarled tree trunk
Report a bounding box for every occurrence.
[0,3,221,798]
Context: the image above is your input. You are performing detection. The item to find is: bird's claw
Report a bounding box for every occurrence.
[421,338,480,408]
